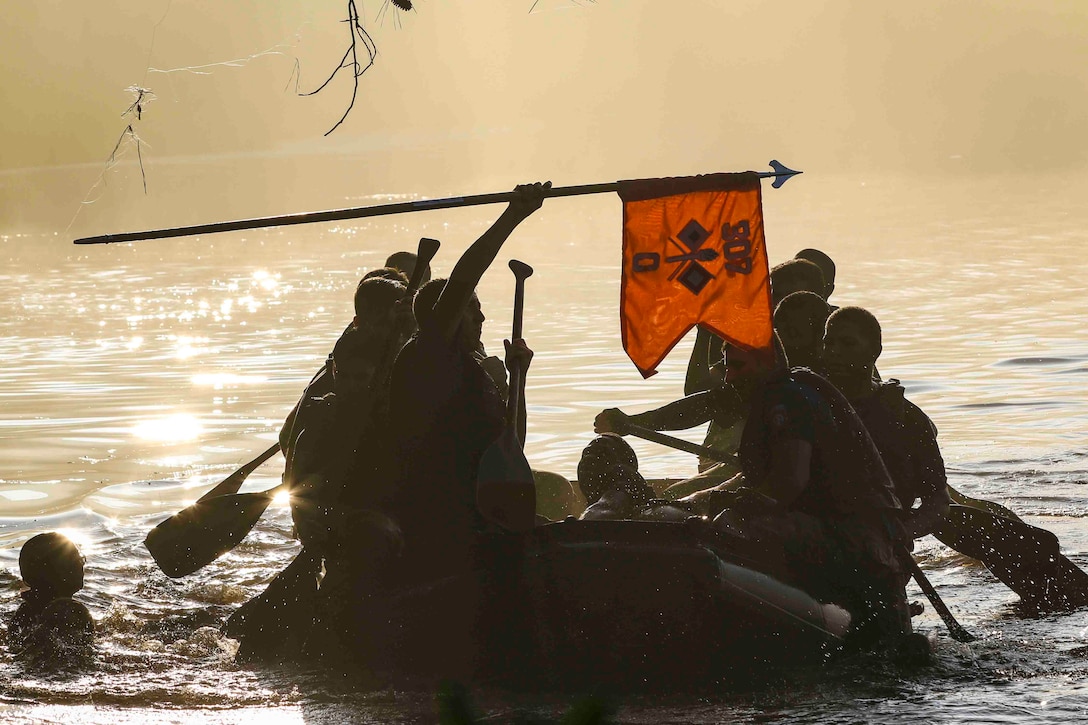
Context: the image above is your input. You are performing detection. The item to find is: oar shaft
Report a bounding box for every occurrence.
[506,260,533,434]
[197,441,281,502]
[903,555,976,643]
[73,166,798,246]
[625,423,733,464]
[74,182,615,245]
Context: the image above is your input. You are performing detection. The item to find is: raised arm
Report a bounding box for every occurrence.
[430,182,550,344]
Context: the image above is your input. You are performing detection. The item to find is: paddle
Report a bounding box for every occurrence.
[900,554,976,643]
[933,504,1088,610]
[476,259,537,533]
[626,420,978,641]
[144,443,282,577]
[145,237,442,577]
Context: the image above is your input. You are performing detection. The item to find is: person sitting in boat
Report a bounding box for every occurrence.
[680,256,830,475]
[823,307,950,541]
[593,340,749,499]
[383,182,549,589]
[288,292,410,544]
[277,258,421,461]
[708,339,912,649]
[6,532,95,667]
[228,279,411,662]
[667,293,829,500]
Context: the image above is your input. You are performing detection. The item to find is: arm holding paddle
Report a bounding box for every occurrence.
[476,259,537,532]
[901,428,951,540]
[595,388,739,437]
[504,338,533,446]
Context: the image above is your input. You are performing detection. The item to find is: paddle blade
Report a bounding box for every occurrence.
[934,504,1088,610]
[476,430,536,533]
[144,490,277,578]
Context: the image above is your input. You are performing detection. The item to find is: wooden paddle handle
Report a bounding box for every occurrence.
[625,423,734,464]
[509,259,533,339]
[505,260,534,431]
[902,553,976,643]
[407,238,440,295]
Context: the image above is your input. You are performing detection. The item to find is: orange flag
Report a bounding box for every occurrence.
[618,172,772,378]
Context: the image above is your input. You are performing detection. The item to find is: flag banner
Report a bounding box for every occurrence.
[618,172,772,378]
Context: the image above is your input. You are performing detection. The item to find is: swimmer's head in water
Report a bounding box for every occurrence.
[19,532,85,596]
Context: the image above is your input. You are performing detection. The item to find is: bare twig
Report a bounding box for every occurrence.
[299,0,377,136]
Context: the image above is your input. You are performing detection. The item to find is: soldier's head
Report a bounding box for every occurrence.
[361,266,409,286]
[774,291,831,370]
[794,248,836,300]
[354,275,407,326]
[576,434,652,506]
[19,532,85,597]
[719,341,778,394]
[384,250,431,286]
[823,306,882,384]
[770,259,826,307]
[413,278,485,354]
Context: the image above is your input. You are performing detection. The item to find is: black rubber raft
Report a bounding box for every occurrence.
[355,518,853,689]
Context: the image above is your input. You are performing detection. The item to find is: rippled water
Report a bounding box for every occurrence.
[2,171,1088,722]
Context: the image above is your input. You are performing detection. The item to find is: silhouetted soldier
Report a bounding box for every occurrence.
[708,341,911,649]
[823,307,950,541]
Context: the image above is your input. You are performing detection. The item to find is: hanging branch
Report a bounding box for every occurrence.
[300,0,378,136]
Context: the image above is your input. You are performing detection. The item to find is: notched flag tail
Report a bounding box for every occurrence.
[618,172,773,378]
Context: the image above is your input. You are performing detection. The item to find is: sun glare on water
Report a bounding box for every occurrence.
[131,414,203,442]
[53,527,96,556]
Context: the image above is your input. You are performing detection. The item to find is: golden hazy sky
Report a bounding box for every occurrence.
[2,1,1087,232]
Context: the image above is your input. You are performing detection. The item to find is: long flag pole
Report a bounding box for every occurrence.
[73,161,801,246]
